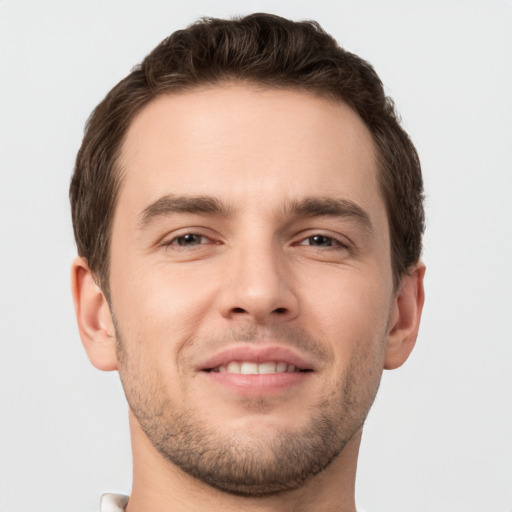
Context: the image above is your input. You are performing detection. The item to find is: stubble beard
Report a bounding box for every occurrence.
[115,324,384,497]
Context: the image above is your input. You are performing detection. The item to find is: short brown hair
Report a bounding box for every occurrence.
[70,13,424,294]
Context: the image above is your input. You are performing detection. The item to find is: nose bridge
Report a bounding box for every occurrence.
[238,239,281,296]
[221,228,298,322]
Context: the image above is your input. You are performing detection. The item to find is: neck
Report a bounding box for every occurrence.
[126,412,361,512]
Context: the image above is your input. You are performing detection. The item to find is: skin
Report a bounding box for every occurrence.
[72,84,425,512]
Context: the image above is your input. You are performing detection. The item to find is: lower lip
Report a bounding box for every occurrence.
[201,371,312,396]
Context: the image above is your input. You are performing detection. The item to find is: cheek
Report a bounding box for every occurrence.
[302,266,391,361]
[309,271,390,409]
[111,260,220,359]
[112,263,221,409]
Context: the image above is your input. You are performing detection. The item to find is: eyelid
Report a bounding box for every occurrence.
[293,230,352,249]
[168,234,209,246]
[159,227,220,248]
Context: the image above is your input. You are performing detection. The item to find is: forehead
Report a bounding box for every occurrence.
[116,84,385,228]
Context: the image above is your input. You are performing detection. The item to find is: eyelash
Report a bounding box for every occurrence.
[296,234,350,250]
[162,231,350,251]
[164,232,214,248]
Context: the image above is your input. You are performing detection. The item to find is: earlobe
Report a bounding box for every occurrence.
[71,256,118,371]
[384,263,426,370]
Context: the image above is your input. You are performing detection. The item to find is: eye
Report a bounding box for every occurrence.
[298,234,347,248]
[168,233,210,247]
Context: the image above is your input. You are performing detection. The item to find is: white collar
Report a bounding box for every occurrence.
[100,493,129,512]
[99,492,368,512]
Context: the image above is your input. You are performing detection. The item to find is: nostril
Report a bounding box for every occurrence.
[273,307,287,314]
[233,307,246,314]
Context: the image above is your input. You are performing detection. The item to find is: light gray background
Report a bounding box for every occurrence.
[1,1,511,511]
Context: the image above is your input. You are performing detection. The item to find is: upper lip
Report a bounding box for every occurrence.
[198,345,315,372]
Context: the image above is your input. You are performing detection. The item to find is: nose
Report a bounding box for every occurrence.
[217,240,299,324]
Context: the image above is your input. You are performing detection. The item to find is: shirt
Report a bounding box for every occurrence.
[99,492,368,511]
[100,494,129,512]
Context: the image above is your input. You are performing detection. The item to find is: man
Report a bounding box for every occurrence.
[70,13,425,512]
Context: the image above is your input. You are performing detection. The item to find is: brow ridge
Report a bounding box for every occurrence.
[285,197,373,233]
[137,194,373,233]
[138,194,231,229]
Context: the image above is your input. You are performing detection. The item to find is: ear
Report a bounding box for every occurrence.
[384,262,426,370]
[71,256,118,371]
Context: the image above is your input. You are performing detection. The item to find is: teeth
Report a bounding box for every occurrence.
[276,362,288,372]
[227,361,241,373]
[258,362,277,374]
[214,361,301,375]
[240,362,258,374]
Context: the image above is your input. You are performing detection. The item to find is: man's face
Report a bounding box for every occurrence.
[108,84,397,495]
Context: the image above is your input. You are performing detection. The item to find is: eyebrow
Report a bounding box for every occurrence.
[138,194,232,229]
[285,197,374,233]
[137,194,373,233]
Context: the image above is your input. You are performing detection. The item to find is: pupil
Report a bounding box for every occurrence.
[179,234,199,246]
[312,235,331,246]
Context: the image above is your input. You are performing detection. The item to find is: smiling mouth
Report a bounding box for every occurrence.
[205,361,313,375]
